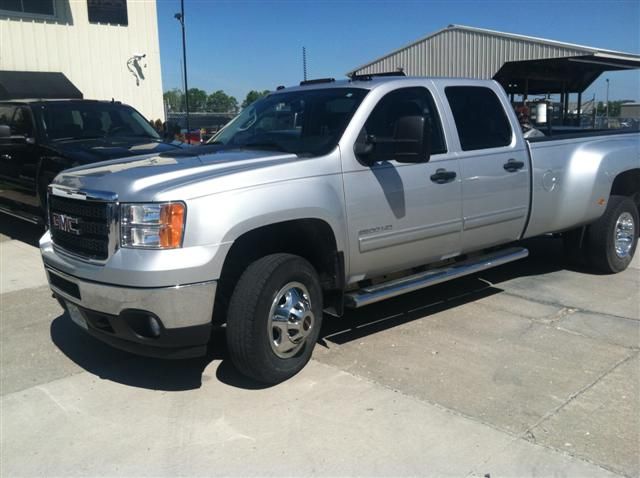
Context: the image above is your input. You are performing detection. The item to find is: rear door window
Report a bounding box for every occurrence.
[445,86,512,151]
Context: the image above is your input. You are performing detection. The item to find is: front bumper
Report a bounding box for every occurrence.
[45,266,216,359]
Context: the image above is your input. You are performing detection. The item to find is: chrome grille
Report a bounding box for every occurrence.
[49,195,114,260]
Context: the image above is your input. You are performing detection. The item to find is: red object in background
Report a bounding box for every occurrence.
[184,130,201,144]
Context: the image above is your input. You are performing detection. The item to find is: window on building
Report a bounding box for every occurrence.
[0,0,55,16]
[445,86,513,151]
[87,0,128,26]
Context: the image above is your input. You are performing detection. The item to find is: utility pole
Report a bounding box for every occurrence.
[175,0,190,132]
[605,78,610,128]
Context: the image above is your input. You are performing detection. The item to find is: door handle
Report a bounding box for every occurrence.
[0,154,12,160]
[503,159,525,172]
[430,168,457,184]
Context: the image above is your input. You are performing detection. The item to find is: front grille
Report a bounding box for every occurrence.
[49,195,112,260]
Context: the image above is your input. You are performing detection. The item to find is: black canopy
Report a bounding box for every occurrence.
[0,71,83,100]
[493,55,640,95]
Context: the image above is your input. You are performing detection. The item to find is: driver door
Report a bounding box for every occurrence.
[341,86,463,282]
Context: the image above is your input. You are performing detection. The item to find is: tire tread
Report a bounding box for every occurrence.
[226,253,321,383]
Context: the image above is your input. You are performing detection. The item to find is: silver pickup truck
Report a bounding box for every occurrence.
[40,76,639,384]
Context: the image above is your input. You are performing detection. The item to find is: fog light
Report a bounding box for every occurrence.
[122,310,163,338]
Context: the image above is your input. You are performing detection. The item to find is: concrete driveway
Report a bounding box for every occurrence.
[1,215,638,477]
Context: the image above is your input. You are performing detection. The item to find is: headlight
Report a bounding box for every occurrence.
[120,202,186,249]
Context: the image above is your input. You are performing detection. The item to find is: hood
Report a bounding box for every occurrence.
[53,147,302,202]
[50,137,183,164]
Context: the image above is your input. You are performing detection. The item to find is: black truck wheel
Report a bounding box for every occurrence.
[225,253,323,384]
[586,195,638,273]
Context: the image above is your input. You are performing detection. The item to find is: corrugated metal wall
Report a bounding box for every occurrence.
[0,0,164,121]
[353,27,591,78]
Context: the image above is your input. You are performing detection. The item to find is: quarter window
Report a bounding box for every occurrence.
[445,86,512,151]
[362,87,447,156]
[0,0,54,15]
[87,0,128,26]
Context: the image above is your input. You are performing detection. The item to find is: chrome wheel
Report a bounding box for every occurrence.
[614,212,635,258]
[268,282,315,359]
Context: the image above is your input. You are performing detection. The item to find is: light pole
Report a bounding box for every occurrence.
[174,0,189,132]
[605,78,610,128]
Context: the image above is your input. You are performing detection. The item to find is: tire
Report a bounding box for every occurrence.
[586,195,639,273]
[226,253,323,384]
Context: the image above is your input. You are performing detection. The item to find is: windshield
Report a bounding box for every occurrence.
[39,102,160,141]
[208,88,368,156]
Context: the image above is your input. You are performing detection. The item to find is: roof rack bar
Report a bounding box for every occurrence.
[299,78,336,86]
[348,71,406,81]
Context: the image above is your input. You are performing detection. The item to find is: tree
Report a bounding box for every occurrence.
[163,88,183,112]
[242,89,271,108]
[206,90,238,112]
[187,88,208,112]
[595,100,628,117]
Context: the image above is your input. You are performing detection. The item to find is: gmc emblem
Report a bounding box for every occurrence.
[51,213,80,235]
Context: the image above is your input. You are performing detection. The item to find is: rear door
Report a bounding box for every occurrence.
[443,84,530,252]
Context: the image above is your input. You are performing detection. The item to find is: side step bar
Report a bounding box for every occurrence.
[344,246,529,308]
[0,205,43,225]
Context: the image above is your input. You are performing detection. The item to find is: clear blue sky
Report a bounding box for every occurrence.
[157,0,640,103]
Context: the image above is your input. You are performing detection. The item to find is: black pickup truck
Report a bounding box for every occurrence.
[0,99,182,224]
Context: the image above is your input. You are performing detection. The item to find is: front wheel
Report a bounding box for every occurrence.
[586,195,638,273]
[225,253,323,384]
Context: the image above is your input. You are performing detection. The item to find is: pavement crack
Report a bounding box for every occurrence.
[501,290,639,322]
[523,350,638,435]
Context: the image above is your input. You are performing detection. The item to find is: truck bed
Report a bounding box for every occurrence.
[523,130,640,238]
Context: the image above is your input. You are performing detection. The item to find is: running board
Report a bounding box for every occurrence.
[344,246,529,308]
[0,205,43,225]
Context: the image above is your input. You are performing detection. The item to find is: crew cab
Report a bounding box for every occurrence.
[40,76,639,384]
[0,99,181,223]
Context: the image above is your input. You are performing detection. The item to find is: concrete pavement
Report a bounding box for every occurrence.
[1,215,638,477]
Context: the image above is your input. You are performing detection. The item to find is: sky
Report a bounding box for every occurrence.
[157,0,640,103]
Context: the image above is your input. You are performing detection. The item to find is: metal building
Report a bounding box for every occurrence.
[348,25,640,118]
[0,0,165,121]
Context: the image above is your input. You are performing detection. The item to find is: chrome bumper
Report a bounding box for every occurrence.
[45,266,216,329]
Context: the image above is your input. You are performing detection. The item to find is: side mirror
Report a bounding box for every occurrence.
[354,140,373,157]
[392,115,430,163]
[353,128,375,164]
[0,125,10,139]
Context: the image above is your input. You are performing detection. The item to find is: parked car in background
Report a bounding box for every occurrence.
[0,99,182,224]
[40,76,639,384]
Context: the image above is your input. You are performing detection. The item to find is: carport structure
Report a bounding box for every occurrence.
[348,25,640,124]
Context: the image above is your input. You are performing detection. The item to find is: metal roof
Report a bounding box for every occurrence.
[347,25,640,92]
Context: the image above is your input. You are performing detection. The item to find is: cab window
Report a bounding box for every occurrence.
[362,87,447,155]
[445,86,512,150]
[0,106,33,137]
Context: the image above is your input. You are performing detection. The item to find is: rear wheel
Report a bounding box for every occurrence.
[586,195,638,273]
[225,253,323,384]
